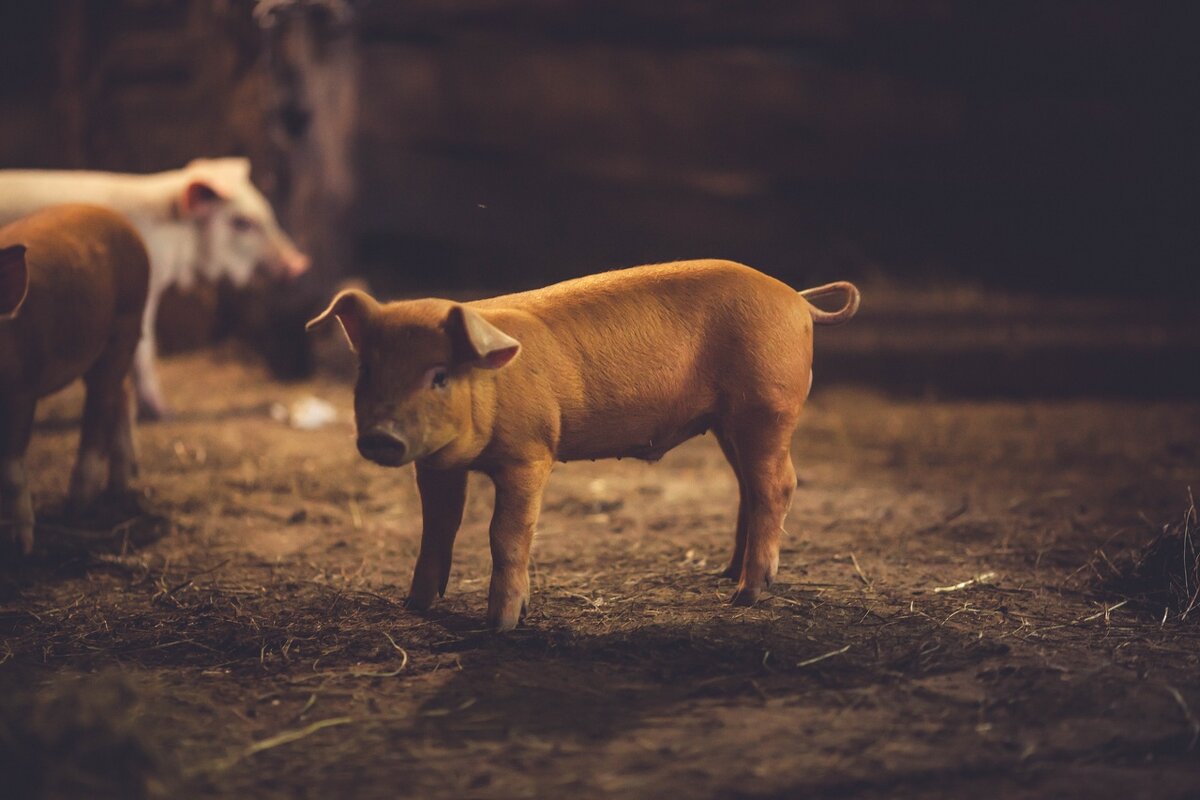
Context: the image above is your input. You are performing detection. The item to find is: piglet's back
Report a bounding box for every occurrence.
[0,204,150,395]
[0,204,150,317]
[472,259,808,387]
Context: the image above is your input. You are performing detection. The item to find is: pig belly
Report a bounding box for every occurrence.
[619,414,716,461]
[16,271,124,396]
[557,409,716,463]
[18,284,115,397]
[23,273,121,397]
[31,334,111,398]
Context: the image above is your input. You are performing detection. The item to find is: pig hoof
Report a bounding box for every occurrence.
[403,593,435,613]
[4,524,34,557]
[719,563,742,581]
[66,491,101,517]
[407,571,448,611]
[487,597,528,633]
[730,585,762,607]
[488,613,520,633]
[67,481,107,515]
[104,486,142,502]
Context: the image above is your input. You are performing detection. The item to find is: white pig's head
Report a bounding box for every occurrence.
[0,245,28,321]
[306,289,521,467]
[178,158,309,285]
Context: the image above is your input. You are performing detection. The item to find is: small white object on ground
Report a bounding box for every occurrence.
[270,396,338,430]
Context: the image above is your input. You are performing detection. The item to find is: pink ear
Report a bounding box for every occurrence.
[336,304,364,350]
[306,289,376,352]
[0,245,28,318]
[182,180,226,218]
[448,305,521,369]
[480,345,519,369]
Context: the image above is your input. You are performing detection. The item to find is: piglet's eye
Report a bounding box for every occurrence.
[231,215,256,232]
[430,368,449,390]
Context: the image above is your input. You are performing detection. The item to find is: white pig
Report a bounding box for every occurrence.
[0,158,310,418]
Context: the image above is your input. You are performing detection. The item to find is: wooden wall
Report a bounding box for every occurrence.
[351,1,1192,293]
[1,1,1193,298]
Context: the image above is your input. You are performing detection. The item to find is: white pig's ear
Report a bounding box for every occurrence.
[447,305,520,369]
[181,180,227,219]
[0,245,29,319]
[306,289,376,352]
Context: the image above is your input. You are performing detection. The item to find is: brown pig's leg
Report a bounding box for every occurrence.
[726,413,799,607]
[70,318,141,507]
[107,317,142,494]
[716,429,749,581]
[486,459,552,632]
[406,465,468,612]
[0,393,36,556]
[107,379,137,494]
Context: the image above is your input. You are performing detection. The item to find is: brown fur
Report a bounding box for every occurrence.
[0,205,150,555]
[309,259,860,630]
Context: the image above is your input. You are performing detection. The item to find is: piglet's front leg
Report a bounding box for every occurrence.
[406,465,468,611]
[486,459,552,632]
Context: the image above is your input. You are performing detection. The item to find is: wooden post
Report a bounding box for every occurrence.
[255,0,358,290]
[54,0,89,168]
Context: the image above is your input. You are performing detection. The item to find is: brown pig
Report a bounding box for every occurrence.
[0,205,150,555]
[308,260,860,630]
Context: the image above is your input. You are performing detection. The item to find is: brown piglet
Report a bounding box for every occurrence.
[0,205,150,555]
[308,260,860,630]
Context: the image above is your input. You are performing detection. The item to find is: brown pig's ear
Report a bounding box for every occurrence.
[447,305,521,369]
[0,245,29,319]
[306,289,376,352]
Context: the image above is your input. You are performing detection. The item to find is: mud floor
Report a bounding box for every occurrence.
[2,349,1199,799]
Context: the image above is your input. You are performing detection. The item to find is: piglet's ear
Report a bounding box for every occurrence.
[181,180,226,219]
[306,289,377,352]
[0,245,29,319]
[447,305,520,369]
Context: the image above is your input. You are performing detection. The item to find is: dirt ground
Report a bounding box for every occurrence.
[2,344,1199,799]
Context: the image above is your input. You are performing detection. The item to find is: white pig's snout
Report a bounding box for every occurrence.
[263,240,310,281]
[356,425,410,467]
[280,247,310,279]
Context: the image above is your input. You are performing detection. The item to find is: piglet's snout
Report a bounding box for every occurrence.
[356,428,409,467]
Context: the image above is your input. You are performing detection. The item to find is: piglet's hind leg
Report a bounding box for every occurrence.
[716,428,749,581]
[70,318,141,508]
[107,315,143,495]
[107,379,138,495]
[724,411,799,606]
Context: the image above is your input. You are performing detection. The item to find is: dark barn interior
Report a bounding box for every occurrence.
[1,2,1198,798]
